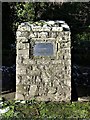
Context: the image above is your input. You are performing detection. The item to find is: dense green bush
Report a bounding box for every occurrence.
[1,99,90,119]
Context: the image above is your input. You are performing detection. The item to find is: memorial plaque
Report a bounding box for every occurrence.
[33,43,54,56]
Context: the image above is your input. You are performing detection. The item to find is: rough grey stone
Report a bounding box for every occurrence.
[16,20,71,102]
[17,67,26,75]
[18,49,29,59]
[29,85,37,97]
[48,87,57,94]
[16,93,24,100]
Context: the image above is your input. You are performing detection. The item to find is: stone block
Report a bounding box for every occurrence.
[42,27,51,31]
[17,37,28,43]
[48,87,57,94]
[17,67,26,75]
[23,59,36,65]
[32,26,41,31]
[36,96,50,101]
[29,85,38,96]
[18,49,29,59]
[16,31,29,38]
[38,32,48,38]
[17,43,29,50]
[51,32,57,38]
[16,85,29,99]
[15,93,24,100]
[47,93,55,101]
[52,27,63,31]
[16,31,22,37]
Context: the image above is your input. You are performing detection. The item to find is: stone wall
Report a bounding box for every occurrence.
[16,20,71,101]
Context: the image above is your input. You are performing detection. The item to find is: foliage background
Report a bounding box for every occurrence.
[2,2,90,67]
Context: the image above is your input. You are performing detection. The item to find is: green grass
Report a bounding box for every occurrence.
[1,99,90,119]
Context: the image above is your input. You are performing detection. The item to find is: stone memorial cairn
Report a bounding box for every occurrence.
[16,20,71,101]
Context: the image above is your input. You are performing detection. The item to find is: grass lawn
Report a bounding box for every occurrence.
[0,98,90,119]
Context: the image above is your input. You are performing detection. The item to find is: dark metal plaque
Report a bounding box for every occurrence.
[33,43,54,56]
